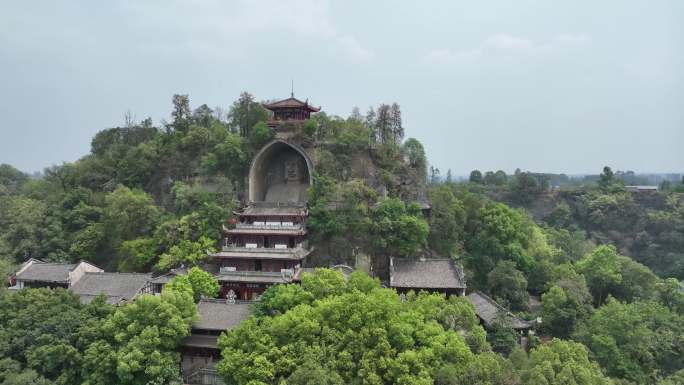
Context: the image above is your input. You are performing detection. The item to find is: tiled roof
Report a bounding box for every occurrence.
[466,291,534,330]
[16,263,76,283]
[389,258,466,289]
[216,271,292,284]
[182,334,219,349]
[149,267,188,284]
[226,227,306,236]
[241,204,307,217]
[211,247,310,261]
[263,97,320,112]
[194,300,251,331]
[70,272,151,304]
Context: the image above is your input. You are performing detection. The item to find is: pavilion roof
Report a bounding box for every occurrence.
[182,334,219,349]
[226,227,306,236]
[389,258,466,290]
[215,270,292,284]
[240,204,307,217]
[70,272,151,304]
[211,246,310,261]
[194,299,251,331]
[263,96,320,112]
[466,291,535,330]
[16,262,76,283]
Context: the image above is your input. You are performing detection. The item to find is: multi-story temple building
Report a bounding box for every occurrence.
[202,95,318,301]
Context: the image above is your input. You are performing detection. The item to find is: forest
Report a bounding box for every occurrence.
[1,93,683,385]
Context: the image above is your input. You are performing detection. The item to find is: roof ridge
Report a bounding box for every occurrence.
[84,271,150,274]
[32,262,76,266]
[473,290,524,320]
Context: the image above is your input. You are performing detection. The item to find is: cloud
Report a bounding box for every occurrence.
[334,35,374,63]
[121,0,373,63]
[424,33,590,64]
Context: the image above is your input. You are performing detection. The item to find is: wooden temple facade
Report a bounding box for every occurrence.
[206,202,310,301]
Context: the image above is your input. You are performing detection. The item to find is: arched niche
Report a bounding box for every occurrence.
[248,140,313,203]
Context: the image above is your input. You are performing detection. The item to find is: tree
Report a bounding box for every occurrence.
[375,104,392,144]
[171,94,191,132]
[82,283,197,385]
[402,138,427,184]
[217,270,490,385]
[487,260,529,312]
[519,339,614,385]
[103,185,160,247]
[545,202,572,229]
[155,236,216,271]
[469,170,483,184]
[0,164,27,194]
[228,92,269,137]
[575,299,684,383]
[509,172,540,204]
[201,133,246,180]
[0,196,47,262]
[370,198,428,258]
[428,186,466,256]
[166,267,219,302]
[541,279,592,338]
[0,288,113,385]
[577,245,622,305]
[599,166,614,189]
[464,202,543,285]
[389,103,404,144]
[249,121,274,148]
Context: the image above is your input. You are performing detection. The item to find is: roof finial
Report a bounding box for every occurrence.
[290,79,294,98]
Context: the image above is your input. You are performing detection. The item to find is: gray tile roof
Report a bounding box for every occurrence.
[389,258,466,289]
[16,263,76,283]
[466,291,534,330]
[241,204,307,217]
[182,334,219,349]
[69,272,151,304]
[216,271,292,284]
[194,300,251,331]
[226,227,306,236]
[149,267,188,284]
[211,247,310,261]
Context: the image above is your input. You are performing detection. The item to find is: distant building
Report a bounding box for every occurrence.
[9,259,102,290]
[625,185,658,193]
[264,95,320,131]
[180,299,251,384]
[69,272,152,304]
[466,291,535,331]
[389,257,466,296]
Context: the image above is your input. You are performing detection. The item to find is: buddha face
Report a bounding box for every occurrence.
[285,159,300,181]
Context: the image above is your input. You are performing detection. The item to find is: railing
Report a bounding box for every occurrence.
[221,244,304,252]
[184,368,225,385]
[234,223,302,230]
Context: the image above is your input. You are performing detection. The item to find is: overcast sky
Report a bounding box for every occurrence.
[1,0,682,175]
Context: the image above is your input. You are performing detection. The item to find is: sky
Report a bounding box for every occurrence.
[0,0,682,175]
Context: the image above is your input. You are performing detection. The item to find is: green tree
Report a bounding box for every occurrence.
[103,185,160,247]
[427,186,466,256]
[577,245,622,305]
[166,267,219,302]
[519,339,614,385]
[155,236,216,271]
[370,198,429,258]
[82,283,197,385]
[217,270,489,385]
[541,280,592,338]
[228,92,269,137]
[487,260,529,312]
[575,299,684,383]
[469,170,483,184]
